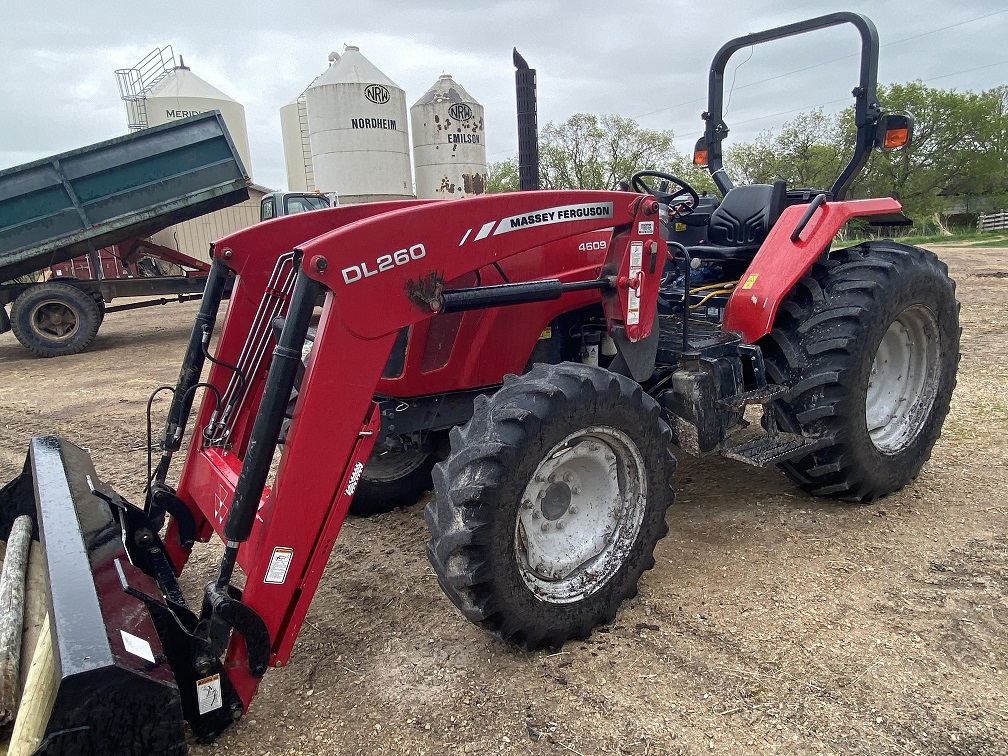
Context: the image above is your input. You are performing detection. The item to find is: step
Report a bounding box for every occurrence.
[656,315,741,359]
[719,384,787,409]
[721,432,827,467]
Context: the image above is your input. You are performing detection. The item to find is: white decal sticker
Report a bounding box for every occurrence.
[197,673,224,715]
[341,244,426,285]
[120,630,156,664]
[494,203,614,236]
[627,241,643,326]
[344,461,365,497]
[264,547,294,585]
[474,220,496,241]
[638,221,655,235]
[629,244,644,270]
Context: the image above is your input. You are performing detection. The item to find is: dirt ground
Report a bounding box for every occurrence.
[0,243,1005,756]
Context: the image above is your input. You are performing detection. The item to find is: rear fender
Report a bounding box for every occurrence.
[722,198,902,342]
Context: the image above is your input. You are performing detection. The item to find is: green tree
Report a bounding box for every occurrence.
[485,114,712,195]
[486,158,519,193]
[848,82,1007,217]
[725,109,848,190]
[538,114,706,191]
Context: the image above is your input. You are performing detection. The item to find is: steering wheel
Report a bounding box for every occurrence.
[630,170,700,216]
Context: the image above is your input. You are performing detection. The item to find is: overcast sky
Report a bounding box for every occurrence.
[2,1,1006,190]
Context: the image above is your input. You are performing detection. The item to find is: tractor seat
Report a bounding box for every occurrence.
[687,180,787,262]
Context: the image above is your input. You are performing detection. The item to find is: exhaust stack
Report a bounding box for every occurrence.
[513,49,540,191]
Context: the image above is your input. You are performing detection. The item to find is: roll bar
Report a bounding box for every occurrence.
[701,12,881,201]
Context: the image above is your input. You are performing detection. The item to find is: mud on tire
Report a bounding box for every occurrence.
[761,241,960,502]
[424,362,676,650]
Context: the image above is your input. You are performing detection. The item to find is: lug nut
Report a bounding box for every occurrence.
[555,520,564,531]
[572,486,581,495]
[569,504,579,514]
[563,472,574,483]
[540,522,550,532]
[548,474,557,483]
[531,510,540,520]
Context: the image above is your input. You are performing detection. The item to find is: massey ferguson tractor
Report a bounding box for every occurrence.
[0,12,959,754]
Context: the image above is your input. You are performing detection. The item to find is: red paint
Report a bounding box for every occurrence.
[171,191,663,702]
[723,198,902,342]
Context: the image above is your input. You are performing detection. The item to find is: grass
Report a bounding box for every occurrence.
[844,231,1008,247]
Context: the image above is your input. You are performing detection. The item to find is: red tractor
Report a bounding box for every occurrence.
[0,12,958,754]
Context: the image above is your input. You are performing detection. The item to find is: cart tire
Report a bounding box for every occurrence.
[91,293,106,326]
[425,362,676,650]
[349,448,438,516]
[10,282,102,358]
[761,241,959,502]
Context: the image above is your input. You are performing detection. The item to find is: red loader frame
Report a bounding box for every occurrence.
[162,190,665,708]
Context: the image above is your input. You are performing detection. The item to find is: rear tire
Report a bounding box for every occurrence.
[425,362,676,650]
[761,241,959,501]
[10,282,102,358]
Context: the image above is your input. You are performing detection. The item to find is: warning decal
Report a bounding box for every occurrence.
[197,673,224,715]
[627,242,643,326]
[264,547,294,585]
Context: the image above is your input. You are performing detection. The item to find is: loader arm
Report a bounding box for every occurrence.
[171,190,664,709]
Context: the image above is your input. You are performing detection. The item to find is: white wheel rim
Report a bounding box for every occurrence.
[514,426,647,604]
[865,305,941,453]
[28,300,80,342]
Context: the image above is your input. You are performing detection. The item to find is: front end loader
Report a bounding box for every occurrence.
[1,190,672,752]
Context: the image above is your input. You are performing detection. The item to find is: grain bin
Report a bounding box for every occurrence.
[142,59,253,179]
[411,74,486,199]
[280,96,314,192]
[304,46,412,202]
[279,53,340,193]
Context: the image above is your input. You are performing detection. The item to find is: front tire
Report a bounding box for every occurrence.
[762,241,959,501]
[10,282,102,357]
[425,362,676,650]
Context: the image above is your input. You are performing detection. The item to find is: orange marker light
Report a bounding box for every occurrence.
[693,149,708,167]
[883,127,909,149]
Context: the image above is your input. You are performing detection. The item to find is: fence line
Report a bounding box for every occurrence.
[978,211,1008,232]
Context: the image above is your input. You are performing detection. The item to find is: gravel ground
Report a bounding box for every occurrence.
[0,243,1004,755]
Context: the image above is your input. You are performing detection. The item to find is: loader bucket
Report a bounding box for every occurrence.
[0,437,187,755]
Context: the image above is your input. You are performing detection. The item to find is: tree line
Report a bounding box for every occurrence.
[487,83,1008,227]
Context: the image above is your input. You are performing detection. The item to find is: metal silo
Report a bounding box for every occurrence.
[280,96,313,192]
[279,54,338,193]
[133,56,253,179]
[411,74,487,199]
[305,46,413,202]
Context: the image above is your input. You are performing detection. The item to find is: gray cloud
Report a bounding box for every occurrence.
[2,1,1004,189]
